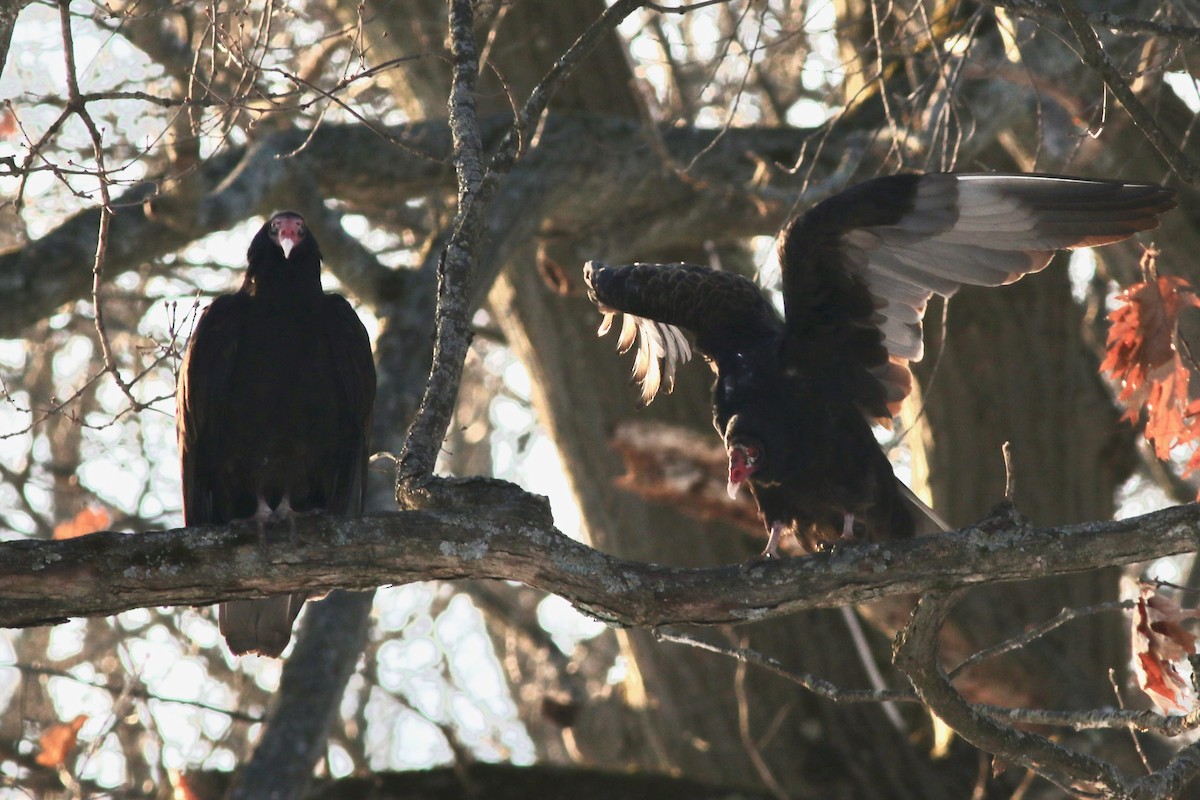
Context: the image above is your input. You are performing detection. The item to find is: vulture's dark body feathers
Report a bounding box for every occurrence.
[585,173,1175,556]
[178,212,376,657]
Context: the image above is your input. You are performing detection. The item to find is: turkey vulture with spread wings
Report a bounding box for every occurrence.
[177,211,376,657]
[585,173,1175,556]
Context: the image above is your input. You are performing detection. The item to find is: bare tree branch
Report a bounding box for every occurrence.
[397,0,652,496]
[660,622,1200,741]
[654,628,912,703]
[0,116,841,342]
[395,0,497,493]
[895,586,1200,798]
[987,0,1200,48]
[896,590,1129,794]
[1056,0,1200,185]
[3,487,1199,631]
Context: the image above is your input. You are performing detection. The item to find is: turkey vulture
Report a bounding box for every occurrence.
[177,211,376,657]
[585,173,1175,556]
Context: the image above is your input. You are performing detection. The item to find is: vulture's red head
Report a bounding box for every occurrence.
[269,212,307,259]
[243,211,324,295]
[727,438,763,499]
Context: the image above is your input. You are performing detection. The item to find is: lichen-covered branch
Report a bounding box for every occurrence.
[394,0,495,492]
[2,487,1199,631]
[395,0,652,493]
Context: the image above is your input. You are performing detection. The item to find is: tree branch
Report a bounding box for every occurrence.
[894,584,1200,798]
[986,0,1200,48]
[659,624,1200,738]
[654,628,913,703]
[0,116,825,340]
[895,590,1129,794]
[3,484,1198,631]
[1055,0,1200,185]
[396,0,652,493]
[395,0,494,491]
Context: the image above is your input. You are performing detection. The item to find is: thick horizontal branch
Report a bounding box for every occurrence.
[2,479,1198,630]
[0,113,825,338]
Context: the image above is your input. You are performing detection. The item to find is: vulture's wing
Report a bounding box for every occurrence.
[583,261,783,406]
[779,173,1176,422]
[319,294,377,516]
[177,293,250,525]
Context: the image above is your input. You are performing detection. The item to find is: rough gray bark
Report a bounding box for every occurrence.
[0,0,29,83]
[6,502,1199,654]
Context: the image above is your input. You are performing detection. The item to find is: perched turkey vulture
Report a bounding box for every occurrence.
[177,211,376,657]
[585,173,1175,556]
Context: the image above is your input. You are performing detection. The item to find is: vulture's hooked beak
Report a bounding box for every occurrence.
[273,215,305,259]
[727,444,759,499]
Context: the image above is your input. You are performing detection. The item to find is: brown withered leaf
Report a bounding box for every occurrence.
[1131,585,1200,714]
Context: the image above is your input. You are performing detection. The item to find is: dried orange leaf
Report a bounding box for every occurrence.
[35,714,87,768]
[53,505,112,540]
[1102,250,1200,470]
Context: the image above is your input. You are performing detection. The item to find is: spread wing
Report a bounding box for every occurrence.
[177,293,250,525]
[583,260,782,405]
[779,172,1176,421]
[319,294,377,515]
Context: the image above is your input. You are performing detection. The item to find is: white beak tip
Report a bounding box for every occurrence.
[727,479,741,500]
[280,239,295,259]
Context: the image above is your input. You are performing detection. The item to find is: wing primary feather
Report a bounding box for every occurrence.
[659,321,691,394]
[586,261,766,405]
[634,320,663,406]
[617,313,637,354]
[779,171,1174,430]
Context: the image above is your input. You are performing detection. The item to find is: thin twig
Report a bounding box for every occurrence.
[57,0,141,411]
[490,0,648,173]
[947,600,1133,680]
[1057,0,1200,185]
[1109,668,1153,774]
[987,0,1200,49]
[1002,441,1016,501]
[655,628,915,703]
[975,701,1200,737]
[15,663,263,724]
[663,611,1200,740]
[730,634,789,800]
[838,605,907,731]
